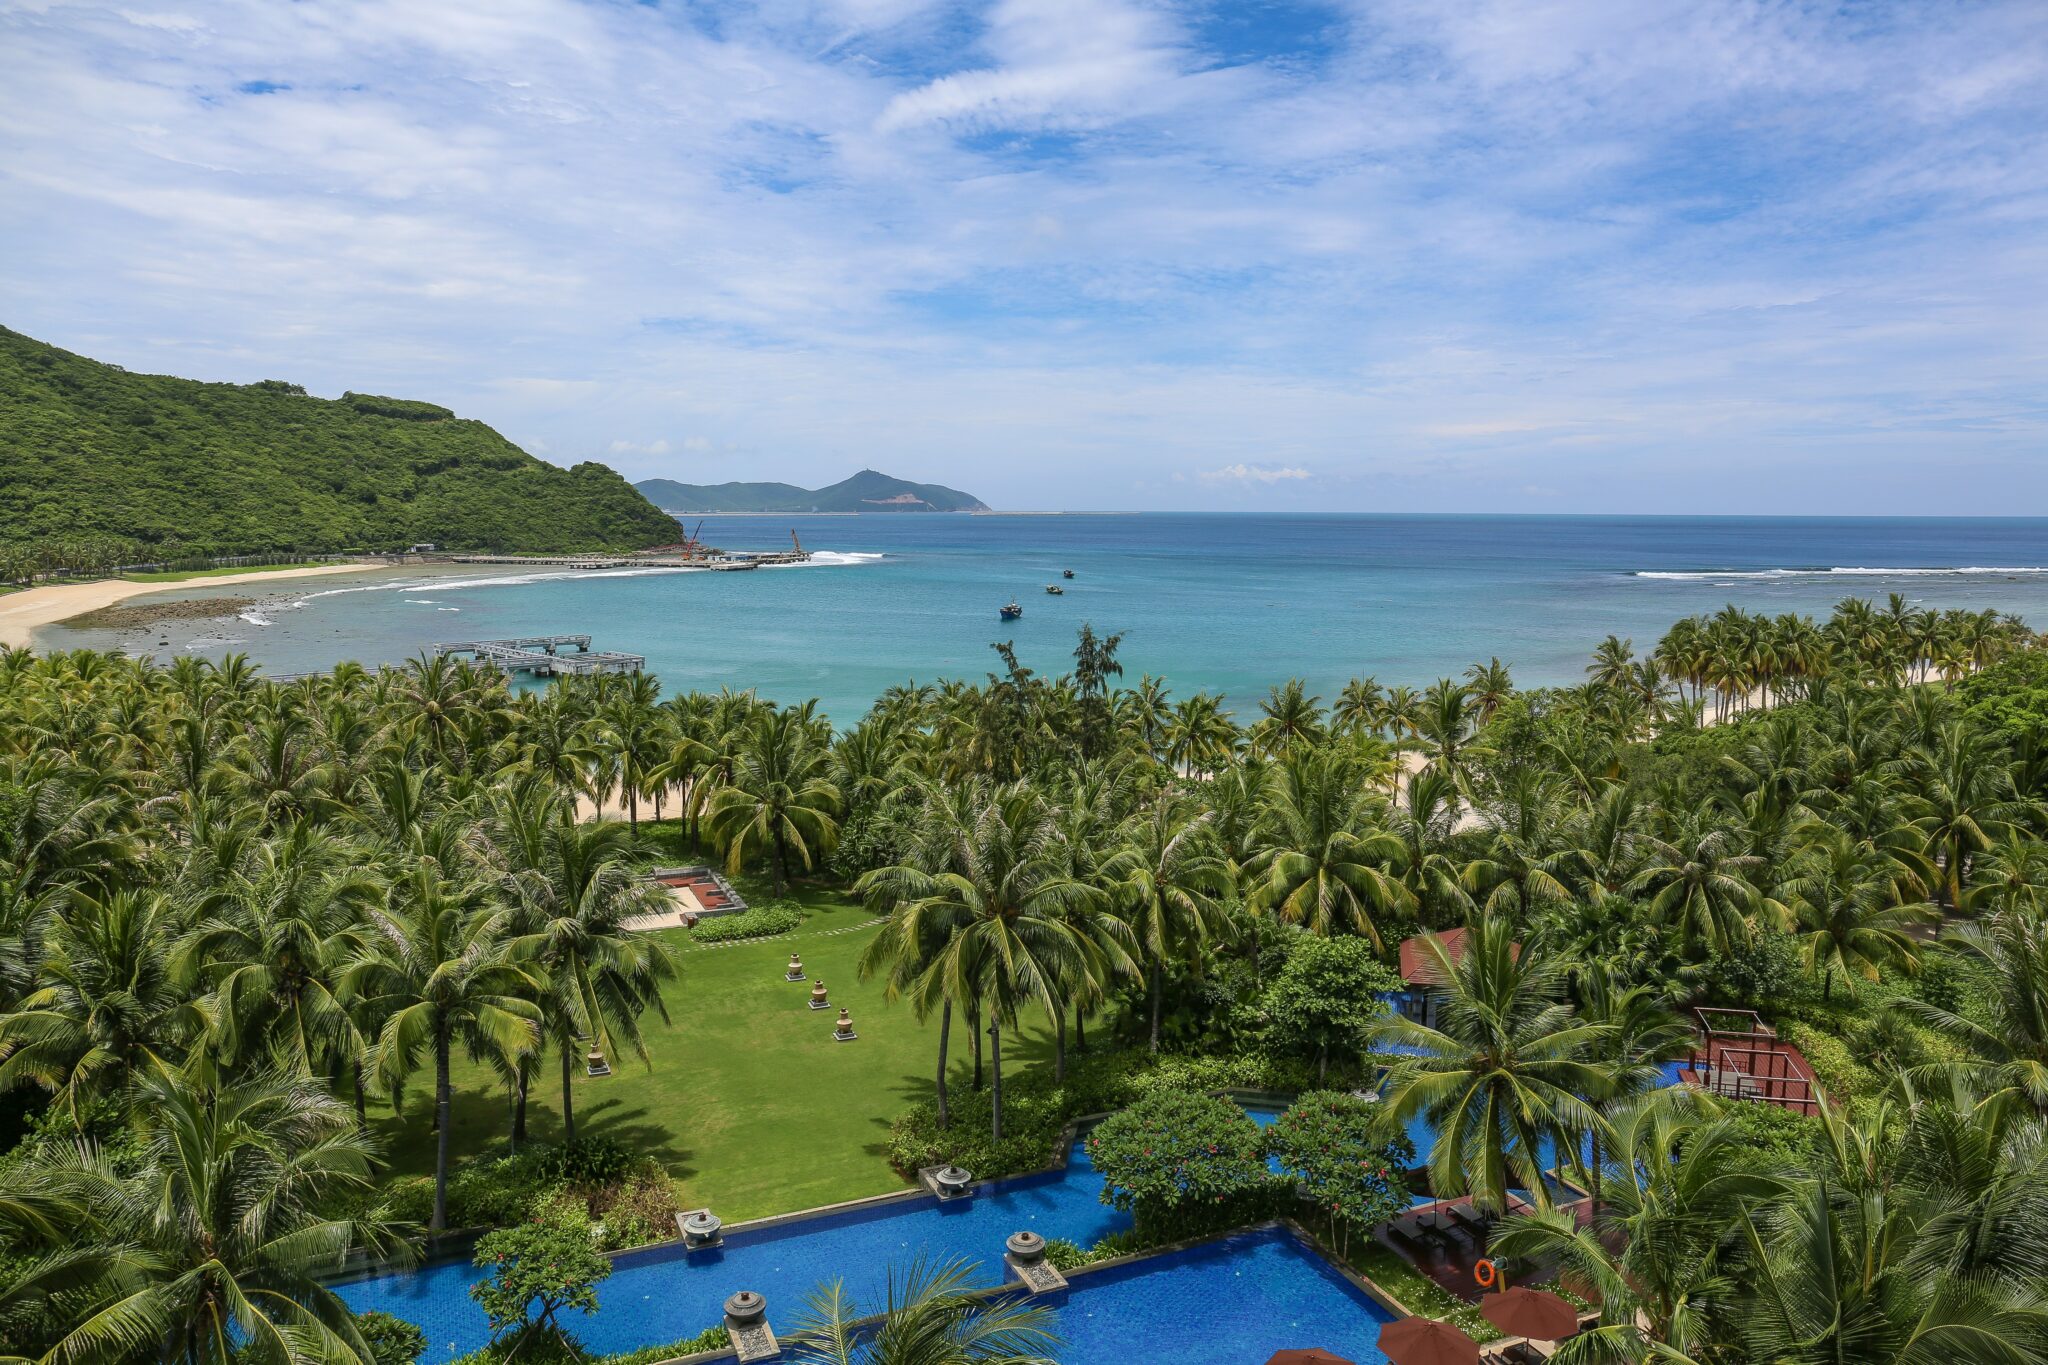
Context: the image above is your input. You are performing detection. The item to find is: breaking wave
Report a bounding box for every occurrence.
[1635,566,2048,581]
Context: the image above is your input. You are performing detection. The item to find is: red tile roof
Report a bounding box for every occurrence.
[1397,927,1518,986]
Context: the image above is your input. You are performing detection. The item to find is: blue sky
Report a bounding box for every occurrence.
[2,0,2044,512]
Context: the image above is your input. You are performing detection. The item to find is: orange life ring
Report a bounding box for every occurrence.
[1473,1258,1498,1290]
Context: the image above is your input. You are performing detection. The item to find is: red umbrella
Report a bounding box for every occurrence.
[1264,1352,1353,1365]
[1377,1318,1480,1365]
[1480,1286,1580,1341]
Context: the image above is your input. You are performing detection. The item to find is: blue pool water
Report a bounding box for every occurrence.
[339,1137,1133,1359]
[1051,1226,1394,1365]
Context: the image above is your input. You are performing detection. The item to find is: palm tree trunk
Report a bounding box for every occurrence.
[561,1042,578,1146]
[1149,960,1164,1053]
[970,999,984,1091]
[1053,1002,1067,1083]
[1074,1001,1087,1053]
[512,1066,529,1149]
[935,999,952,1129]
[989,1013,1004,1142]
[771,825,789,895]
[628,782,639,834]
[433,1027,452,1232]
[353,1057,367,1125]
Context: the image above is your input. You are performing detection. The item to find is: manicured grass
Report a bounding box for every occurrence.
[118,560,328,582]
[374,881,1059,1222]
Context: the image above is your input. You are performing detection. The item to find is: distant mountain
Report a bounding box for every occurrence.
[636,469,990,514]
[0,327,679,554]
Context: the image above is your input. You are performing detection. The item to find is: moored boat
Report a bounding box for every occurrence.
[999,601,1023,620]
[1045,584,1063,595]
[1062,569,1074,579]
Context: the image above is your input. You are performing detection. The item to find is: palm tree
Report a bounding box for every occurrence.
[1412,679,1486,788]
[482,797,677,1146]
[1463,657,1515,723]
[1387,766,1472,929]
[1777,825,1930,999]
[705,709,841,894]
[346,860,542,1230]
[7,1063,407,1365]
[1586,635,1636,692]
[1905,912,2048,1113]
[595,673,667,833]
[787,1257,1059,1365]
[1370,919,1610,1213]
[1627,817,1777,957]
[1248,679,1326,757]
[861,790,1087,1140]
[1909,723,2029,911]
[0,888,207,1118]
[1164,692,1237,778]
[1103,796,1230,1053]
[1963,838,2048,919]
[1247,752,1413,948]
[1490,1104,1782,1361]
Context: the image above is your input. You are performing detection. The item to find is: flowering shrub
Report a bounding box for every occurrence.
[1085,1090,1277,1237]
[469,1211,611,1348]
[1266,1091,1415,1254]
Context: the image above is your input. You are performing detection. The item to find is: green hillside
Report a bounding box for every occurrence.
[0,327,680,555]
[637,468,988,513]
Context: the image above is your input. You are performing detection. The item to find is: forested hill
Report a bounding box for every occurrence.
[636,468,989,513]
[0,327,680,555]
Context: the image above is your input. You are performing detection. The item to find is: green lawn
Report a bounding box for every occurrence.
[374,883,1058,1222]
[117,560,329,582]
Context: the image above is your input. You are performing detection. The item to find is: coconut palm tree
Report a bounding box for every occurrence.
[1248,680,1326,757]
[1103,796,1230,1053]
[1490,1104,1782,1361]
[480,795,676,1145]
[346,860,542,1230]
[705,709,842,894]
[594,672,667,833]
[0,888,207,1118]
[1370,919,1611,1213]
[1908,723,2029,911]
[1905,912,2048,1114]
[1247,752,1413,948]
[5,1063,407,1365]
[787,1256,1059,1365]
[1627,817,1778,958]
[1777,824,1930,999]
[860,789,1087,1140]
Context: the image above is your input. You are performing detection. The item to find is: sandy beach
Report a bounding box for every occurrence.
[0,563,380,650]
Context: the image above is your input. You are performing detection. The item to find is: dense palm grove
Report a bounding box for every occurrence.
[3,594,2048,1364]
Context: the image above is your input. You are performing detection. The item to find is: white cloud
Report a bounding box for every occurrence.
[1,0,2045,511]
[1200,463,1312,484]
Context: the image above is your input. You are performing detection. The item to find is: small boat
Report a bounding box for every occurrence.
[1045,584,1063,595]
[999,602,1023,620]
[1062,569,1074,579]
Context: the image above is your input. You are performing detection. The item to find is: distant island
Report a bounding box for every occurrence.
[0,326,678,556]
[635,468,989,514]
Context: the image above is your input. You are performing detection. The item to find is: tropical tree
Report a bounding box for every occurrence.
[1102,797,1231,1052]
[786,1257,1059,1365]
[347,860,542,1230]
[1247,753,1413,948]
[1370,919,1610,1213]
[705,709,841,894]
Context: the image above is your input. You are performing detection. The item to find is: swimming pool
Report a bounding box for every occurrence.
[338,1135,1137,1358]
[1053,1225,1394,1365]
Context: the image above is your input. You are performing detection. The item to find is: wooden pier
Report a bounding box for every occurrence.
[434,635,644,677]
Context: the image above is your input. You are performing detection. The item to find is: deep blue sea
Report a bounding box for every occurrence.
[41,515,2048,724]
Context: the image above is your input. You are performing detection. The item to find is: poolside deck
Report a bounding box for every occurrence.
[1682,1008,1822,1113]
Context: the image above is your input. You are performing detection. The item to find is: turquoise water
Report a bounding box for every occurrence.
[336,1134,1132,1358]
[41,515,2048,724]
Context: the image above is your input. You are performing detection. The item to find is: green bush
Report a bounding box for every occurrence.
[1779,1020,1882,1104]
[1087,1090,1274,1238]
[355,1311,427,1365]
[690,902,803,942]
[882,1047,1316,1179]
[1700,1102,1825,1176]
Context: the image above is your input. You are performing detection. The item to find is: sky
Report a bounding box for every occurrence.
[2,0,2045,514]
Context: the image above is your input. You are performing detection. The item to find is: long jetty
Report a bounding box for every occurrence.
[442,551,805,569]
[433,635,644,677]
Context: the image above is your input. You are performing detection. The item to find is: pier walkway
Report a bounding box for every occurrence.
[434,635,644,677]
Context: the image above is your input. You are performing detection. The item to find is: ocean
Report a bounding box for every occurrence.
[38,514,2048,724]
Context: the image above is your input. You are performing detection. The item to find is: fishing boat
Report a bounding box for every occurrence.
[1045,584,1064,595]
[1062,569,1075,579]
[999,602,1023,620]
